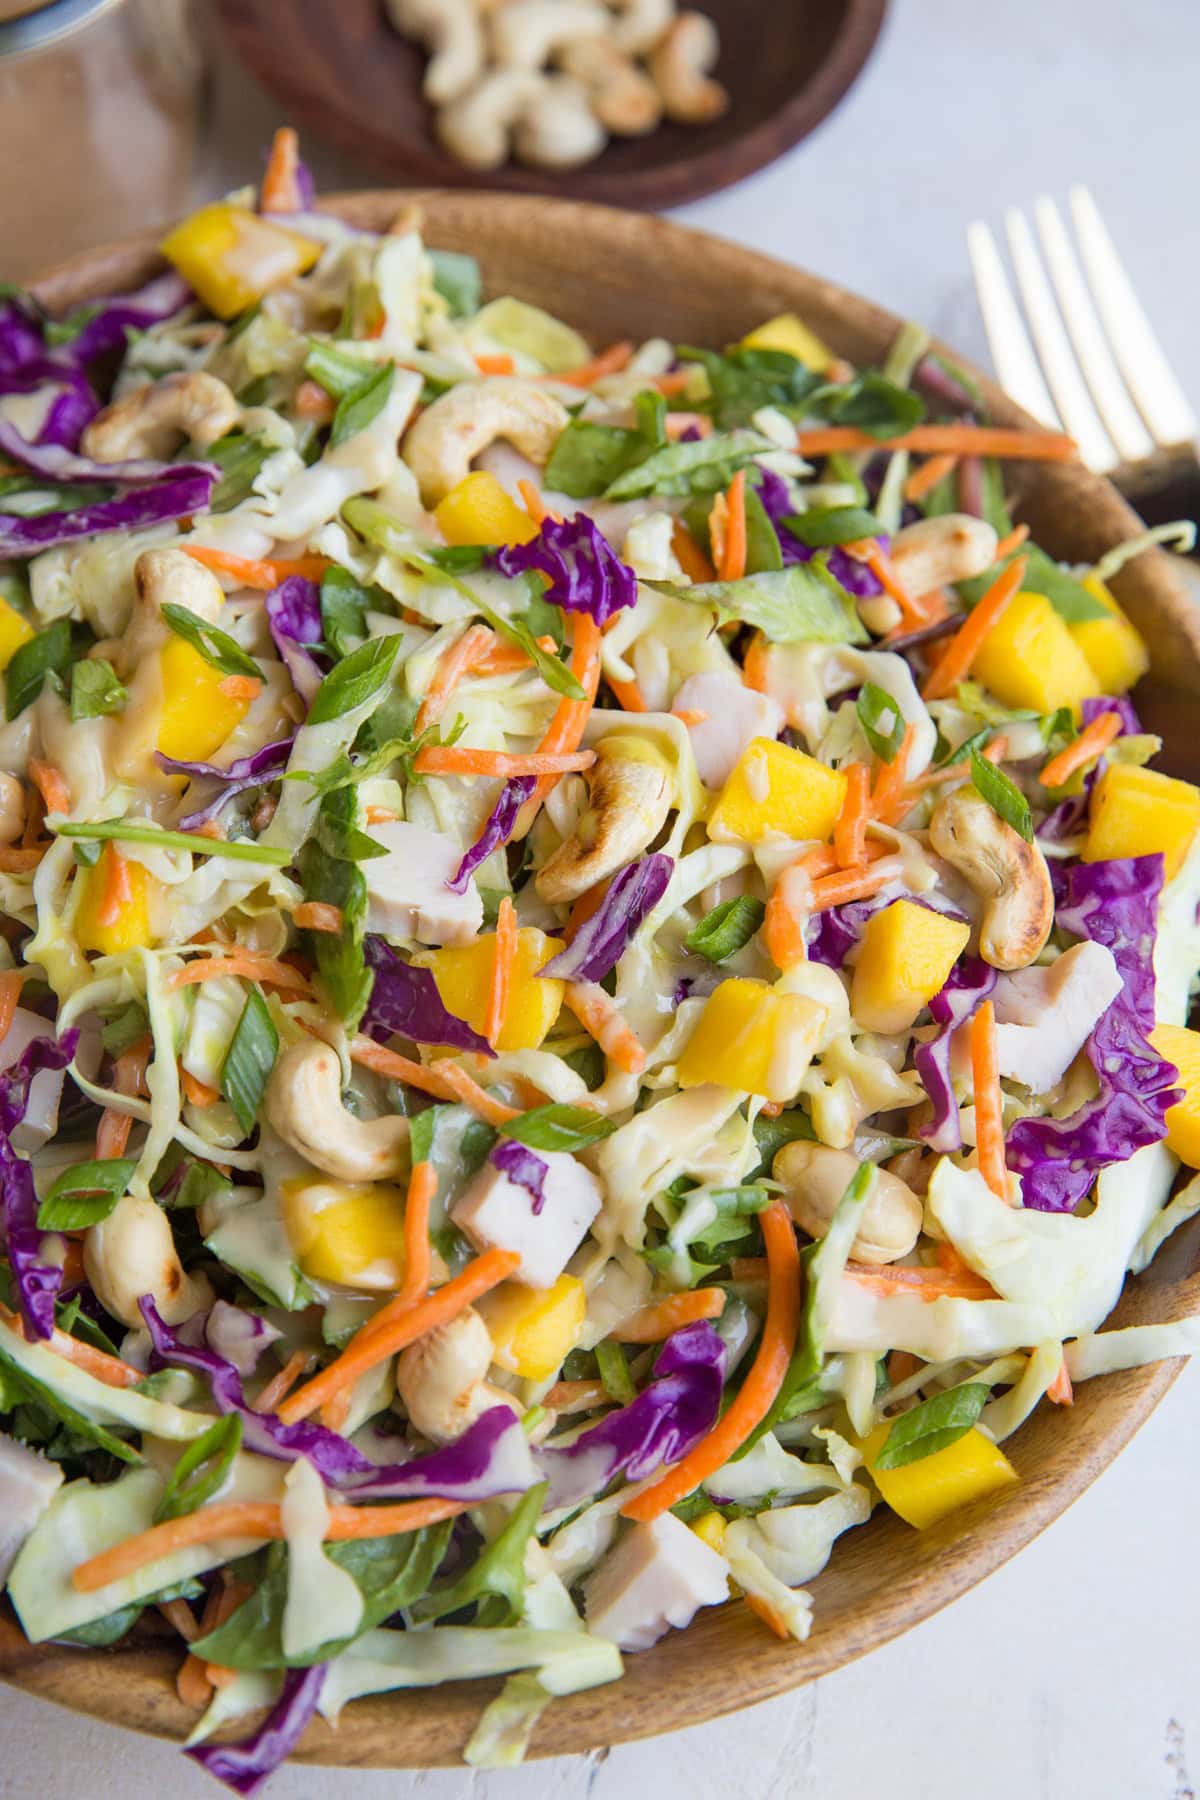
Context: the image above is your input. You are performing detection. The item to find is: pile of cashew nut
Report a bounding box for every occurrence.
[385,0,728,172]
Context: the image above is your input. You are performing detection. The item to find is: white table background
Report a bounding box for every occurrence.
[5,0,1200,1793]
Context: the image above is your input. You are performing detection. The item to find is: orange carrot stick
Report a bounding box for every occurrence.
[903,453,959,502]
[844,1262,998,1300]
[95,845,133,930]
[516,613,603,834]
[833,762,871,869]
[851,540,929,630]
[1047,1358,1074,1405]
[293,901,344,934]
[794,426,1078,461]
[181,547,330,591]
[95,1034,151,1162]
[434,1059,521,1126]
[809,858,903,911]
[260,126,303,213]
[485,896,517,1048]
[0,969,25,1042]
[613,1289,726,1343]
[396,1160,435,1308]
[348,1037,518,1125]
[180,1069,219,1109]
[653,370,694,397]
[921,556,1027,700]
[869,722,918,823]
[27,758,70,817]
[552,341,634,387]
[969,998,1008,1201]
[294,380,335,422]
[474,354,515,376]
[606,674,648,712]
[1039,710,1121,790]
[413,746,596,778]
[252,1349,311,1415]
[0,1303,144,1388]
[168,953,311,994]
[764,861,812,971]
[994,522,1030,560]
[217,675,262,703]
[671,520,717,585]
[414,622,493,735]
[564,980,646,1074]
[718,469,747,582]
[516,478,551,525]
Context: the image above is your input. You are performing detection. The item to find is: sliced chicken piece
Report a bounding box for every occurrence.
[992,940,1124,1093]
[0,1433,64,1581]
[584,1512,729,1651]
[451,1148,601,1289]
[363,820,483,945]
[0,1009,67,1151]
[671,671,784,789]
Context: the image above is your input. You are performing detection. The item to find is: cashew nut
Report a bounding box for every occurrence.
[120,544,226,672]
[405,377,569,506]
[513,72,609,167]
[889,514,999,598]
[265,1039,409,1182]
[648,11,728,123]
[608,0,676,55]
[489,0,610,68]
[773,1142,922,1266]
[436,68,545,169]
[385,0,486,103]
[395,1305,519,1441]
[83,1194,212,1329]
[535,737,673,903]
[80,372,239,464]
[928,785,1053,971]
[0,772,23,844]
[558,37,663,135]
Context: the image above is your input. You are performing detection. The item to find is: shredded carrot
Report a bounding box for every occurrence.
[0,969,25,1042]
[1040,710,1121,790]
[413,745,596,779]
[27,757,69,817]
[1047,1357,1074,1406]
[485,896,517,1049]
[653,370,694,397]
[672,708,707,726]
[888,1349,922,1385]
[544,1378,608,1413]
[176,1650,212,1708]
[993,522,1030,560]
[622,1201,799,1521]
[180,1068,219,1109]
[396,1160,435,1308]
[348,1036,519,1125]
[614,1289,726,1343]
[716,470,747,582]
[95,1034,151,1162]
[320,1388,353,1433]
[764,861,812,971]
[903,452,959,502]
[741,634,771,695]
[277,1247,521,1425]
[606,673,648,712]
[294,379,335,422]
[553,341,634,387]
[921,556,1028,701]
[0,846,45,872]
[217,675,262,703]
[565,980,646,1074]
[936,1241,978,1280]
[516,477,551,525]
[833,762,871,869]
[95,845,134,930]
[181,546,330,591]
[293,901,344,934]
[260,125,303,213]
[516,613,603,834]
[743,1593,792,1641]
[794,426,1078,461]
[414,621,493,735]
[95,1109,132,1160]
[0,1303,144,1388]
[849,540,928,630]
[869,723,918,824]
[969,998,1008,1201]
[473,634,557,677]
[671,519,717,585]
[474,353,515,376]
[159,1595,199,1643]
[665,412,713,440]
[364,805,399,825]
[202,1579,255,1690]
[809,858,903,912]
[168,951,311,995]
[252,1349,311,1415]
[844,1263,998,1301]
[72,1497,467,1594]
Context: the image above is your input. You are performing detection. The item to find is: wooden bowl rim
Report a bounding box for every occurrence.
[214,0,889,211]
[3,188,1198,1769]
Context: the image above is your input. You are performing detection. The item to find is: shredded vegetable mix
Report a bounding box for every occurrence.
[0,134,1196,1794]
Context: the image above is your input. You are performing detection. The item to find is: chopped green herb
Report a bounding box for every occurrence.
[857,682,905,761]
[162,604,261,683]
[5,619,71,720]
[70,657,127,721]
[873,1381,991,1469]
[155,1414,243,1521]
[969,747,1033,841]
[219,985,279,1137]
[37,1158,137,1231]
[685,896,765,963]
[501,1103,617,1154]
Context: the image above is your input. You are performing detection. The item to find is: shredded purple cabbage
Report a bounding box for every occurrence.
[0,1032,80,1338]
[337,1405,533,1502]
[755,468,885,597]
[496,513,636,626]
[1007,855,1179,1213]
[0,467,217,555]
[0,418,217,489]
[534,1321,725,1509]
[806,895,890,968]
[914,957,997,1153]
[448,776,535,895]
[490,1138,549,1214]
[540,853,673,983]
[1038,696,1139,844]
[204,1299,282,1377]
[187,1664,326,1798]
[362,936,492,1053]
[264,576,324,704]
[157,737,293,829]
[1081,693,1142,736]
[54,270,193,368]
[0,295,45,373]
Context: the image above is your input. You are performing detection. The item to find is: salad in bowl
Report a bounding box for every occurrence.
[0,130,1198,1792]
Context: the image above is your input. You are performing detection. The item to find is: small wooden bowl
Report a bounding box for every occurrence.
[215,0,888,209]
[3,192,1199,1768]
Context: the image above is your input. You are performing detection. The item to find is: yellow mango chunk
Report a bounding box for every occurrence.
[740,312,834,373]
[971,590,1101,716]
[156,637,253,764]
[1083,762,1200,878]
[478,1273,585,1380]
[280,1178,408,1290]
[689,1510,729,1555]
[418,926,564,1053]
[0,595,34,671]
[161,203,321,320]
[861,1422,1018,1531]
[708,738,847,844]
[677,976,828,1102]
[850,899,971,1035]
[1149,1024,1200,1167]
[1070,575,1150,695]
[434,471,539,549]
[75,846,157,955]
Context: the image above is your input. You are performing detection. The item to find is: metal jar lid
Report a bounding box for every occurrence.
[0,0,122,57]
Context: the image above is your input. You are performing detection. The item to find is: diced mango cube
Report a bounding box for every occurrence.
[0,595,34,671]
[434,471,539,549]
[1070,575,1150,694]
[75,846,158,954]
[1083,762,1200,878]
[860,1422,1018,1530]
[690,1510,729,1555]
[280,1177,408,1290]
[478,1273,585,1380]
[1149,1024,1200,1167]
[739,312,834,372]
[418,926,563,1052]
[160,203,321,321]
[708,738,847,844]
[850,899,971,1035]
[971,590,1101,716]
[676,975,828,1102]
[156,637,252,764]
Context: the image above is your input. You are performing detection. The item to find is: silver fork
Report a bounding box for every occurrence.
[967,188,1198,514]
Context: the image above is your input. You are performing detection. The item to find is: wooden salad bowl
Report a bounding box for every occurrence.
[2,194,1199,1768]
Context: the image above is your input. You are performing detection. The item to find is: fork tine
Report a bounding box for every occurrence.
[966,220,1060,430]
[1003,206,1117,472]
[1069,185,1197,447]
[1033,195,1154,465]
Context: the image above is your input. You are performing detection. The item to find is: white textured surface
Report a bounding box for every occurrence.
[4,0,1200,1793]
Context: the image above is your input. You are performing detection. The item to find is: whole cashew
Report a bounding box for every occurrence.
[558,37,663,135]
[385,0,486,103]
[535,736,673,903]
[888,514,999,598]
[405,377,568,505]
[608,0,676,55]
[489,0,610,67]
[514,73,609,168]
[84,1193,212,1329]
[928,785,1053,971]
[0,772,23,844]
[648,11,728,124]
[80,372,239,464]
[773,1141,922,1266]
[265,1039,409,1182]
[436,69,545,170]
[396,1305,519,1441]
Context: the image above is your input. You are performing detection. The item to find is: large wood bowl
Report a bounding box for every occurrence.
[3,193,1198,1768]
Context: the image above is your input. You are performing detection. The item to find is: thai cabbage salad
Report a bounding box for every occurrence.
[0,127,1198,1794]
